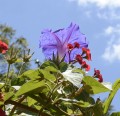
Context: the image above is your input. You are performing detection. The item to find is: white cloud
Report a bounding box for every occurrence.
[104,25,120,35]
[102,42,120,62]
[84,10,92,18]
[97,10,120,20]
[68,0,120,8]
[68,0,120,20]
[102,25,120,62]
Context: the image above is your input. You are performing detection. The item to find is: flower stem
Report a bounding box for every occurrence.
[5,99,39,114]
[9,96,27,116]
[38,81,63,115]
[17,62,25,77]
[103,79,120,114]
[4,63,11,92]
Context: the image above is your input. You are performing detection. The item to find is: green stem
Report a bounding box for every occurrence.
[9,96,26,116]
[4,63,11,92]
[17,62,25,77]
[55,105,70,116]
[5,100,39,114]
[7,64,11,79]
[38,82,63,116]
[103,79,120,114]
[68,86,84,99]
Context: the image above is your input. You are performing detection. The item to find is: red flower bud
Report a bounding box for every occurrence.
[94,69,100,76]
[81,61,90,71]
[74,42,80,48]
[0,40,8,54]
[67,43,74,50]
[82,47,91,60]
[98,74,103,82]
[75,54,82,64]
[94,69,103,83]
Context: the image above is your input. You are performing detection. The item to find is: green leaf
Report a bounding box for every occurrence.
[83,76,110,94]
[92,98,104,116]
[29,94,47,105]
[45,66,58,73]
[4,92,14,101]
[59,62,68,72]
[19,69,40,80]
[111,112,120,116]
[74,101,92,108]
[40,61,58,69]
[11,77,25,86]
[39,69,56,82]
[15,80,46,97]
[0,101,4,106]
[27,97,37,107]
[0,83,4,88]
[103,79,120,114]
[58,98,92,108]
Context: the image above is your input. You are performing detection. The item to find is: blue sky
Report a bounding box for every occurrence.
[0,0,120,112]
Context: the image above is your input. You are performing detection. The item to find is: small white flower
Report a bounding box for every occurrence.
[62,69,83,88]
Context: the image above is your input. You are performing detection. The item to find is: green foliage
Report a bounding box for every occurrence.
[111,112,120,116]
[0,57,117,116]
[83,76,110,94]
[0,24,30,75]
[0,24,119,116]
[15,80,47,96]
[103,79,120,114]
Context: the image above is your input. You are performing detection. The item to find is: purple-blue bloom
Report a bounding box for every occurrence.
[39,23,88,62]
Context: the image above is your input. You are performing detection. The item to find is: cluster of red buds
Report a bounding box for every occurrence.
[93,69,103,82]
[67,42,80,50]
[0,40,8,54]
[67,42,91,71]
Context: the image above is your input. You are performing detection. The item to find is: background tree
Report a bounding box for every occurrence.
[0,24,31,81]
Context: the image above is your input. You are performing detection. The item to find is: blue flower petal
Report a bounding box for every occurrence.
[40,23,88,61]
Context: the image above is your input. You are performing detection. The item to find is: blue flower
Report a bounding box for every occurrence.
[39,23,88,62]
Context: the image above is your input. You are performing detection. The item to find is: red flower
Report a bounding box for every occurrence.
[0,108,6,116]
[74,42,80,48]
[67,43,74,50]
[82,48,91,60]
[94,69,100,76]
[75,54,82,64]
[0,40,8,54]
[81,61,90,71]
[94,69,103,82]
[98,74,103,82]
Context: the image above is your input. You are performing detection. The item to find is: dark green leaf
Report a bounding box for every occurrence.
[11,77,26,86]
[59,62,68,72]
